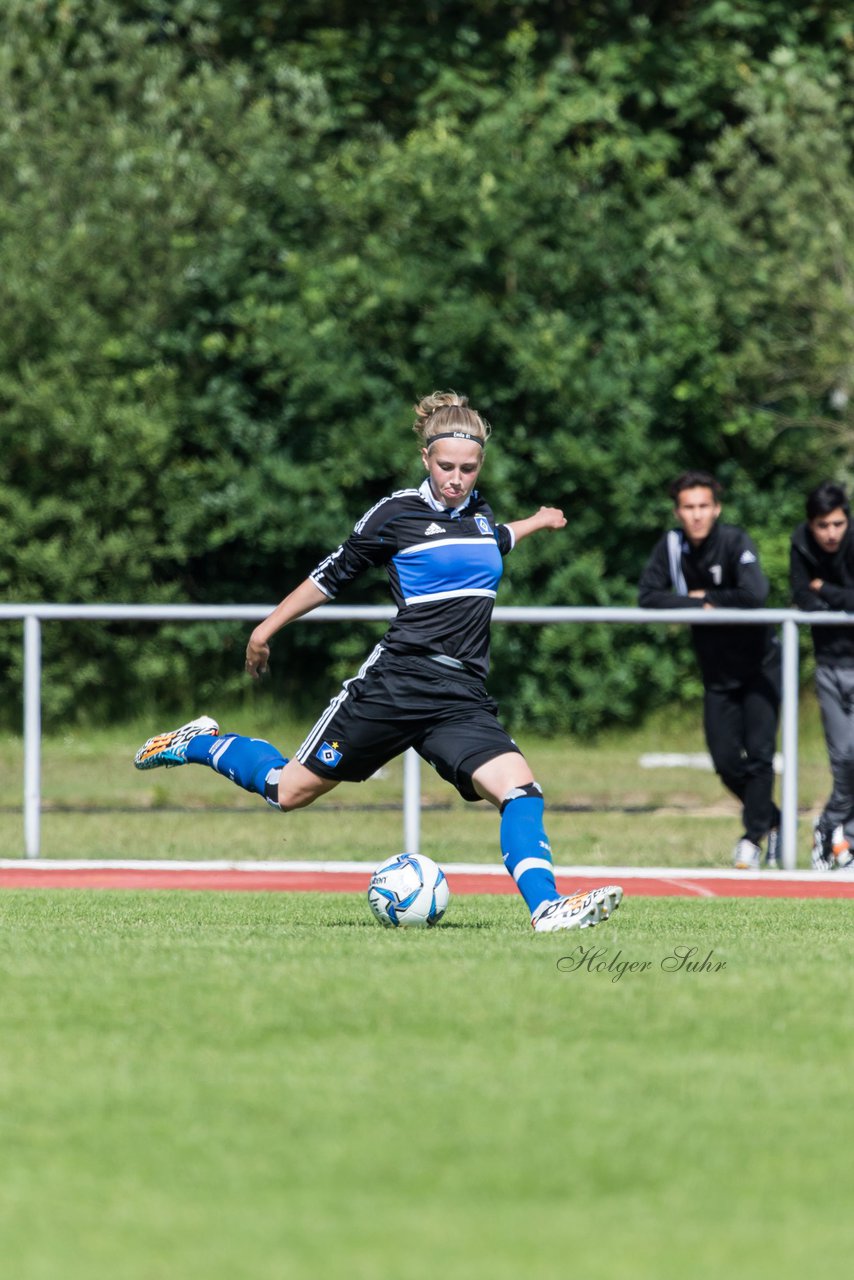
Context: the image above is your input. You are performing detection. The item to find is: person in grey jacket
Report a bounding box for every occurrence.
[790,480,854,870]
[639,471,781,870]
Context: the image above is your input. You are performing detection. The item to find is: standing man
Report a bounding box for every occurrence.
[638,471,781,870]
[790,481,854,870]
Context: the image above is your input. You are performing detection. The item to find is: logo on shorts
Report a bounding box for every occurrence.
[474,514,491,536]
[317,740,343,767]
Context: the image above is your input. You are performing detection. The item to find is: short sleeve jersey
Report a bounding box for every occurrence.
[309,479,515,678]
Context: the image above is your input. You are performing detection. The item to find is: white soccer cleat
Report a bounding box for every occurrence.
[134,716,220,770]
[733,837,761,871]
[532,885,624,933]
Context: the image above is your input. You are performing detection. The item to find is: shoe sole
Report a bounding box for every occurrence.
[586,885,623,926]
[134,737,186,770]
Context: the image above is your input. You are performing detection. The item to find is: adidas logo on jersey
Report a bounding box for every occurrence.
[424,522,445,536]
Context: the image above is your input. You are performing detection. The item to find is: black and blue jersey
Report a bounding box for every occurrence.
[309,479,515,678]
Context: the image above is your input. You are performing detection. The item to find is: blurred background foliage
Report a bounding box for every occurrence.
[0,0,852,732]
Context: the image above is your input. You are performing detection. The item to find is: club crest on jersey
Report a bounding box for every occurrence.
[316,740,343,767]
[474,514,491,536]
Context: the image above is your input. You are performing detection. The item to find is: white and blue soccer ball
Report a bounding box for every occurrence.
[367,853,450,928]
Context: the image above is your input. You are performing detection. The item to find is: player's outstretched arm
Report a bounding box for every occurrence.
[505,506,567,544]
[245,578,330,678]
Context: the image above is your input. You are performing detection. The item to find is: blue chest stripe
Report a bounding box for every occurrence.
[393,538,503,604]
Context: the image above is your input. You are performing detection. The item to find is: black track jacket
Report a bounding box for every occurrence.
[790,521,854,668]
[638,521,778,690]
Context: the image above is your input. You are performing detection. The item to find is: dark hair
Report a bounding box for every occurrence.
[669,471,722,502]
[806,481,850,521]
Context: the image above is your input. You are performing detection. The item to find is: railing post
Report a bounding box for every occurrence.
[780,618,799,871]
[23,614,42,859]
[403,747,420,854]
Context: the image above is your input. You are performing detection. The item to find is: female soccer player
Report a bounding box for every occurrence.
[135,391,623,931]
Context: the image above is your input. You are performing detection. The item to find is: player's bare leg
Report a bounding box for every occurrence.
[274,758,340,811]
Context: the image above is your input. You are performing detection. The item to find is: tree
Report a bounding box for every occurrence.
[0,0,338,718]
[1,1,852,731]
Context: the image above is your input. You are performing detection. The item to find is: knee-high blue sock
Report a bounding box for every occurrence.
[185,733,288,806]
[500,783,561,915]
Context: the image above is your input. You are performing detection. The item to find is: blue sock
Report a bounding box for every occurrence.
[500,784,561,915]
[185,733,288,802]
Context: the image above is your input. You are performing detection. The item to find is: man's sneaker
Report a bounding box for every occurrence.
[532,885,623,933]
[765,827,781,869]
[812,820,833,871]
[831,825,854,869]
[814,820,854,870]
[733,837,761,870]
[134,716,219,770]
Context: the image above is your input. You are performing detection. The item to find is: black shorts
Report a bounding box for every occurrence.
[294,646,521,801]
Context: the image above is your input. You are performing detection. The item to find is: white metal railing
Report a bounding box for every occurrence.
[1,602,851,869]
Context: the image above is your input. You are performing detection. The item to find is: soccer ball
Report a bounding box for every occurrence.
[367,853,450,928]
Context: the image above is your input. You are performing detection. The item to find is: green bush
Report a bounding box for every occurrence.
[0,2,852,730]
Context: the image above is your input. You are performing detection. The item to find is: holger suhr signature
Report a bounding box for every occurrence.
[557,944,726,982]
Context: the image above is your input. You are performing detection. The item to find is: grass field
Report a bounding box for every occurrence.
[1,890,852,1280]
[0,695,839,867]
[0,702,851,1278]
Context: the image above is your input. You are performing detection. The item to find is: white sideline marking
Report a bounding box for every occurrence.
[658,877,718,898]
[0,858,841,883]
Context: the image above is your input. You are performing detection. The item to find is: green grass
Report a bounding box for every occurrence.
[0,695,838,866]
[0,890,851,1280]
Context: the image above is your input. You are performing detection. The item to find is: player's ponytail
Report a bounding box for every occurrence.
[413,391,491,450]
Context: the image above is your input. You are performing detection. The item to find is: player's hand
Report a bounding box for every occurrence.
[245,634,270,679]
[687,590,713,608]
[536,506,567,530]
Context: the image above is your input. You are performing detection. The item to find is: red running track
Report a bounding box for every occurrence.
[1,862,854,898]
